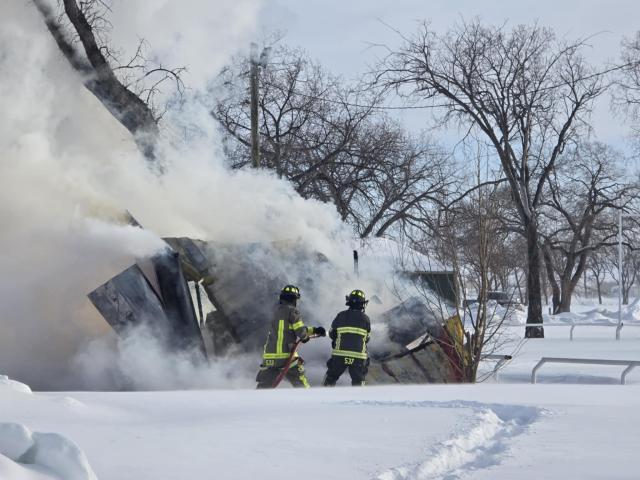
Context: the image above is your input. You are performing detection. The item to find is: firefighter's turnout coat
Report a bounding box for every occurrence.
[262,302,314,368]
[329,308,371,360]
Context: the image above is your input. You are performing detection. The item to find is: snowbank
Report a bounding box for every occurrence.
[0,423,33,460]
[0,423,97,480]
[616,297,640,323]
[496,298,640,326]
[550,310,615,325]
[0,454,58,480]
[547,297,640,325]
[0,375,32,394]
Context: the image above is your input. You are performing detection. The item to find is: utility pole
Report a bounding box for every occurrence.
[249,43,270,169]
[617,209,623,338]
[250,43,260,168]
[353,250,359,277]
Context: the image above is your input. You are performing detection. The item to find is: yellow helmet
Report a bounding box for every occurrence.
[346,289,368,308]
[280,284,301,301]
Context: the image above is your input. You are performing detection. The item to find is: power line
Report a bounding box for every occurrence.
[259,79,446,111]
[254,61,635,112]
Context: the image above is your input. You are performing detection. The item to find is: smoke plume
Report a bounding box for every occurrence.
[0,0,405,391]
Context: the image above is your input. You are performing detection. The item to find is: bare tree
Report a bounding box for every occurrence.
[214,45,455,238]
[344,123,456,238]
[425,159,521,382]
[449,183,525,297]
[588,251,607,305]
[605,245,640,305]
[375,20,608,336]
[614,31,640,147]
[32,0,185,161]
[539,142,637,313]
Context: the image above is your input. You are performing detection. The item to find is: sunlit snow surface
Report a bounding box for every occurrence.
[2,299,640,480]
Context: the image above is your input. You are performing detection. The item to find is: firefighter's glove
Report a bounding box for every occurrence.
[313,326,327,337]
[301,336,311,343]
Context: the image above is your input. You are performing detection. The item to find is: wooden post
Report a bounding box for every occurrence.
[250,43,260,168]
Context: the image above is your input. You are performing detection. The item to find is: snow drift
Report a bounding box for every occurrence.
[0,376,32,395]
[0,422,97,480]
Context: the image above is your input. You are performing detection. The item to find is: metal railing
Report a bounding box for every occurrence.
[508,322,638,340]
[569,322,625,341]
[483,354,512,381]
[530,357,640,384]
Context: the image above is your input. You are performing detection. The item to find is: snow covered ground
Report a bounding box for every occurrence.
[2,299,640,480]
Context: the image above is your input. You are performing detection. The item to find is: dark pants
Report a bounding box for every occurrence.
[323,356,368,386]
[256,360,310,389]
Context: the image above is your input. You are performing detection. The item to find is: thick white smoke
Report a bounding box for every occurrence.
[108,0,259,91]
[0,0,404,391]
[71,325,259,390]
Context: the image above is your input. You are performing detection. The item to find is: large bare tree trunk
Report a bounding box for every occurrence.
[542,243,560,314]
[559,282,574,312]
[33,0,159,161]
[515,269,526,305]
[526,222,545,337]
[623,287,630,305]
[558,255,588,313]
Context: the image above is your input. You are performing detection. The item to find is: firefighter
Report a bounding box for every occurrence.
[323,289,371,386]
[256,284,326,389]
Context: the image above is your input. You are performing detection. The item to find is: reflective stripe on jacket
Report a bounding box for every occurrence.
[329,309,371,360]
[262,302,312,366]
